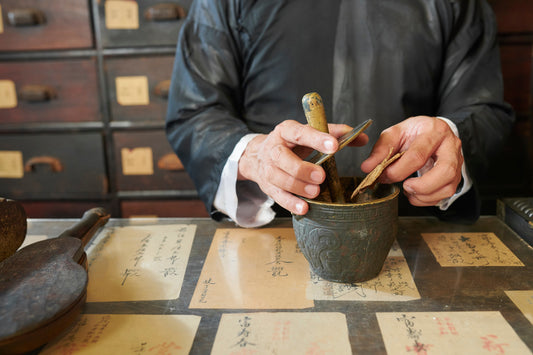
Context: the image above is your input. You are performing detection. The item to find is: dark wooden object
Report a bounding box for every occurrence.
[0,207,110,354]
[106,56,175,122]
[0,133,108,200]
[0,59,100,124]
[113,130,196,192]
[302,92,345,203]
[121,199,209,218]
[98,0,191,48]
[0,198,26,262]
[0,0,93,51]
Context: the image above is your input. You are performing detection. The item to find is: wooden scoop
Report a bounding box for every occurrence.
[0,207,110,354]
[302,92,345,203]
[0,198,27,262]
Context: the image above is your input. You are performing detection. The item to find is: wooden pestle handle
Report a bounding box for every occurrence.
[302,93,345,203]
[57,207,110,249]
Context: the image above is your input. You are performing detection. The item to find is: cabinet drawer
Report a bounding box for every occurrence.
[98,0,191,48]
[0,133,108,199]
[113,130,196,191]
[488,0,533,33]
[0,0,93,51]
[121,199,208,218]
[106,56,174,122]
[500,43,532,116]
[21,201,113,218]
[0,59,101,124]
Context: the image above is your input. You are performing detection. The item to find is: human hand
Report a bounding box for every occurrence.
[360,116,463,206]
[238,120,367,215]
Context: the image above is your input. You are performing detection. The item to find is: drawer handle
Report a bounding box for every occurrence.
[144,3,186,21]
[153,79,171,99]
[157,153,184,171]
[7,9,46,26]
[24,156,64,173]
[18,85,57,102]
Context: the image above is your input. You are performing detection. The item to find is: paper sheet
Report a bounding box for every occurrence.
[40,314,201,355]
[307,241,420,301]
[0,150,23,178]
[211,312,351,355]
[505,290,533,326]
[189,228,314,309]
[377,311,531,354]
[86,224,196,301]
[0,80,17,109]
[18,235,49,250]
[421,232,524,267]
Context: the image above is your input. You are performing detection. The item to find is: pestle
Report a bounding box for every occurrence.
[302,92,345,203]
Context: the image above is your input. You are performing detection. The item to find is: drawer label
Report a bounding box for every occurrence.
[0,5,4,33]
[115,76,150,106]
[0,151,24,179]
[0,80,17,109]
[121,147,154,175]
[105,0,139,30]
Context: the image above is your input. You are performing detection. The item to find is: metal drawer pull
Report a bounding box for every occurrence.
[157,153,184,171]
[144,3,186,21]
[24,156,64,173]
[18,85,57,102]
[153,79,171,99]
[7,9,46,26]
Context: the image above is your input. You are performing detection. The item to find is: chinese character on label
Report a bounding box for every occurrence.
[105,0,139,29]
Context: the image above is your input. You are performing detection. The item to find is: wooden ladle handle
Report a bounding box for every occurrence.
[302,92,345,203]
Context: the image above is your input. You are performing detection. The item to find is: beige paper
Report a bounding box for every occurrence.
[18,235,49,250]
[0,80,17,109]
[105,0,139,29]
[115,76,149,106]
[307,242,420,301]
[121,147,154,175]
[40,314,201,355]
[377,311,531,354]
[86,224,196,301]
[422,232,524,267]
[0,5,3,33]
[190,228,314,309]
[211,312,351,355]
[505,290,533,326]
[0,150,23,178]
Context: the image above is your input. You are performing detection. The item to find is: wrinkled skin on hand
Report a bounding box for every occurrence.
[237,120,368,215]
[361,116,463,206]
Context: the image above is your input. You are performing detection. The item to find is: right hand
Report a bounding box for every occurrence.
[237,120,368,215]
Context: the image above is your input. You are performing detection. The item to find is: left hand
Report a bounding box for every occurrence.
[360,116,463,206]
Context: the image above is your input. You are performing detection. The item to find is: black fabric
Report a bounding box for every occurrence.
[166,0,514,223]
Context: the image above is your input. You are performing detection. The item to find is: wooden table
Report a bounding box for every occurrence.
[26,216,533,354]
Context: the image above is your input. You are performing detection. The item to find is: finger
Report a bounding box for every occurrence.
[327,123,369,146]
[327,123,353,137]
[264,166,322,200]
[263,183,310,215]
[360,127,402,173]
[403,179,459,206]
[269,143,325,184]
[380,135,440,183]
[403,138,462,196]
[276,120,338,154]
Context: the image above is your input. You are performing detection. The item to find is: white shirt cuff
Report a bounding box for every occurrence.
[431,117,473,210]
[213,134,276,228]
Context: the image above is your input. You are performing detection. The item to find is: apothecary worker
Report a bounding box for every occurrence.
[166,0,514,227]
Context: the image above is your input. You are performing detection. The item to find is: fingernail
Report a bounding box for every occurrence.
[304,184,318,195]
[295,202,305,214]
[324,139,335,153]
[404,185,415,194]
[310,170,323,183]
